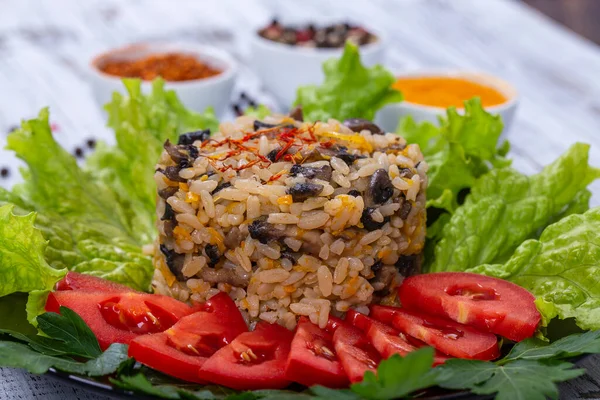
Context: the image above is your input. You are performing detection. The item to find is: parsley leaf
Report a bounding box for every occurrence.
[351,347,437,399]
[230,391,314,400]
[502,330,600,363]
[310,386,361,400]
[111,374,181,399]
[0,306,102,359]
[435,359,584,400]
[33,306,102,358]
[112,373,313,400]
[0,341,128,376]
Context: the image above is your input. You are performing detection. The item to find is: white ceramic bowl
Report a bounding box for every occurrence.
[375,71,519,134]
[88,42,237,116]
[249,30,386,108]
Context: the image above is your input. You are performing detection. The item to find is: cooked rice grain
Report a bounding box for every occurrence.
[152,114,427,329]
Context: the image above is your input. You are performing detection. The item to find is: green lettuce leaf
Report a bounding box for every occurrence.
[6,109,134,238]
[243,105,271,119]
[398,99,509,214]
[2,79,219,303]
[0,204,65,297]
[3,110,153,293]
[25,290,50,327]
[469,207,600,330]
[428,143,600,272]
[87,79,219,242]
[295,42,402,122]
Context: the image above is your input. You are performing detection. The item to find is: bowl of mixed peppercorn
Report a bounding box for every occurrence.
[89,42,237,115]
[250,19,385,107]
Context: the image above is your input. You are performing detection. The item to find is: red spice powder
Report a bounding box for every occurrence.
[99,53,222,82]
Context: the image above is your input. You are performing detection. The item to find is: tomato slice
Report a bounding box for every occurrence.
[346,309,449,366]
[56,272,137,293]
[369,305,401,325]
[332,323,381,383]
[389,308,499,360]
[398,272,541,341]
[284,316,349,388]
[200,321,294,390]
[45,291,192,349]
[129,293,248,383]
[346,309,415,356]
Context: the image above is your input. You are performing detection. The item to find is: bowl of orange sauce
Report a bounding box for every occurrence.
[375,71,518,133]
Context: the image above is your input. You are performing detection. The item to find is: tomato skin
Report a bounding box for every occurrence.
[345,309,372,331]
[129,331,208,383]
[129,292,248,383]
[333,323,381,383]
[45,291,192,350]
[370,305,403,325]
[391,308,500,360]
[167,292,248,347]
[346,310,449,366]
[284,317,349,388]
[56,272,137,293]
[346,309,416,357]
[200,322,294,390]
[398,272,541,341]
[326,315,346,332]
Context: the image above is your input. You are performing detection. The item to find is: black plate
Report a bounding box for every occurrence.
[47,353,595,400]
[45,367,492,400]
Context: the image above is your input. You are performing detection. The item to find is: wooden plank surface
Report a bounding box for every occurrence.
[1,0,600,399]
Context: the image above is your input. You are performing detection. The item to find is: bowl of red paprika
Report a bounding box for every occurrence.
[89,42,237,116]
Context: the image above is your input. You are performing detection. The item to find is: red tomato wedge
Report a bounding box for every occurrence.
[369,305,402,325]
[389,308,500,360]
[284,317,349,388]
[333,323,381,383]
[346,309,449,366]
[398,272,541,341]
[200,321,294,390]
[129,292,247,383]
[56,272,137,293]
[346,309,415,357]
[45,291,192,349]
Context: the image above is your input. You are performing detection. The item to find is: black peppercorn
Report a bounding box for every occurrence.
[232,104,243,116]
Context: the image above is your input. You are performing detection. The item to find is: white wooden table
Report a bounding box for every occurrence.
[1,0,600,399]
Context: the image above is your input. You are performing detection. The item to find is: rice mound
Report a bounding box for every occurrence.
[152,113,427,329]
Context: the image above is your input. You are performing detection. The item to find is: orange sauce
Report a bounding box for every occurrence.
[99,53,221,82]
[392,76,507,108]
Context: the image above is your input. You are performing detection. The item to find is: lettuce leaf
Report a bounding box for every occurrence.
[0,205,66,297]
[6,109,135,238]
[428,143,600,273]
[3,110,153,292]
[1,80,218,302]
[244,104,271,119]
[398,99,509,214]
[295,42,403,122]
[87,79,219,242]
[469,207,600,330]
